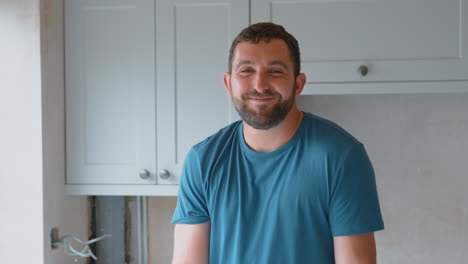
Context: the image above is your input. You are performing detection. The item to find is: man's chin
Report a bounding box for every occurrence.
[245,119,282,130]
[240,112,281,130]
[234,99,294,130]
[245,103,275,114]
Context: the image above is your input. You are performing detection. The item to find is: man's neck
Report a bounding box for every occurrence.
[243,107,304,153]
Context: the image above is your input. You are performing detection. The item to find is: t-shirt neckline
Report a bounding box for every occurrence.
[238,111,307,159]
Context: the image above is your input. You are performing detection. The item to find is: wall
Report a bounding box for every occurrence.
[41,0,90,263]
[147,93,468,264]
[0,0,44,262]
[0,0,89,263]
[148,197,177,264]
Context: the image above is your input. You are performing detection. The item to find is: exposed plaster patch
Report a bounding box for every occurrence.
[40,0,53,55]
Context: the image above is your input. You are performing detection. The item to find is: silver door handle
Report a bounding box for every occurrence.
[139,169,151,180]
[159,169,171,180]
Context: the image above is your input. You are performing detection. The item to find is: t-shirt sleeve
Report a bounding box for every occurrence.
[329,143,384,236]
[171,147,210,224]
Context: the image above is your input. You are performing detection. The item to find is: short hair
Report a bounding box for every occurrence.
[228,22,301,77]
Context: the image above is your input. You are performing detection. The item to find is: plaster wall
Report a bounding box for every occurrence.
[41,0,90,263]
[147,93,468,264]
[0,0,45,262]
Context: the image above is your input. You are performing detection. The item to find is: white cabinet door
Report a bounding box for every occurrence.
[252,0,468,93]
[65,0,156,184]
[155,0,248,184]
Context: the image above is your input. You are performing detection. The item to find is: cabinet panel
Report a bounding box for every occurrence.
[65,0,156,184]
[155,0,247,184]
[252,0,468,85]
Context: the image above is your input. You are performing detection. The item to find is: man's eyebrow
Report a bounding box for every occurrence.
[269,60,289,69]
[235,60,289,70]
[236,60,254,69]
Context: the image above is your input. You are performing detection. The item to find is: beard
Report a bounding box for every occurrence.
[232,84,296,130]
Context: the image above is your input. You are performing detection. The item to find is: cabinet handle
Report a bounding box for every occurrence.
[139,169,151,180]
[358,65,369,76]
[159,169,171,180]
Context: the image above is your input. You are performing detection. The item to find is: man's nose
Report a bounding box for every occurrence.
[253,72,269,93]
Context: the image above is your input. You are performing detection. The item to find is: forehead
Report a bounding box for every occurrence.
[232,39,292,65]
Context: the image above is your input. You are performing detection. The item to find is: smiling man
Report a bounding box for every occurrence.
[171,23,384,264]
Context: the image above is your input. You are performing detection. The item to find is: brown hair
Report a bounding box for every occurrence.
[228,22,301,76]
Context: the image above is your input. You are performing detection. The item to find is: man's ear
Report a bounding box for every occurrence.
[295,73,306,97]
[223,72,232,96]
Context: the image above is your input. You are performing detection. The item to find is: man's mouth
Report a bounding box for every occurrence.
[249,97,276,100]
[248,97,278,104]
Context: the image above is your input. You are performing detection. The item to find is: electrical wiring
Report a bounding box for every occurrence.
[52,233,112,261]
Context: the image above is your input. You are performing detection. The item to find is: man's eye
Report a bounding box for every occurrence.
[271,70,284,74]
[240,69,253,73]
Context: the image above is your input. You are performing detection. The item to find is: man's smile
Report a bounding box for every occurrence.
[248,96,277,102]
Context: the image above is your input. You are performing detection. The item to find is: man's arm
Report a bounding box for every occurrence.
[172,222,210,264]
[334,232,377,264]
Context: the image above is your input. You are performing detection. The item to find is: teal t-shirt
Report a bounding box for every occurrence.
[172,112,384,263]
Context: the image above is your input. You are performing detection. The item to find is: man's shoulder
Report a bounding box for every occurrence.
[303,112,362,151]
[191,120,242,156]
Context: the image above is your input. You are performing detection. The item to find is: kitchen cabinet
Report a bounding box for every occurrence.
[65,0,247,195]
[252,0,468,94]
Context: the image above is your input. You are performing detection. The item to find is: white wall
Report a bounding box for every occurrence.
[0,0,44,262]
[148,93,468,264]
[0,1,89,263]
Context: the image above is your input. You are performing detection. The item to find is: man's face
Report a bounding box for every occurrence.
[224,39,304,130]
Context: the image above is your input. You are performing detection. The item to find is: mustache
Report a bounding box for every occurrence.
[242,91,281,99]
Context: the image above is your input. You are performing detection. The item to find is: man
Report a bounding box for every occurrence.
[171,22,384,264]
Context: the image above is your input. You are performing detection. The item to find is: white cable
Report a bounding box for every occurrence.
[52,234,112,260]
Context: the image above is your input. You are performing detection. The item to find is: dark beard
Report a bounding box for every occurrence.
[232,87,296,130]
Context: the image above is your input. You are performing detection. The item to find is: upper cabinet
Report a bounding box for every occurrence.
[65,0,248,195]
[252,0,468,94]
[65,0,157,186]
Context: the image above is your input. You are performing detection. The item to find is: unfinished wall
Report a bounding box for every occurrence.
[147,93,468,264]
[41,0,90,263]
[148,197,177,264]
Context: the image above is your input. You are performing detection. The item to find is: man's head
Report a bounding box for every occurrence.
[224,22,306,130]
[228,22,301,77]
